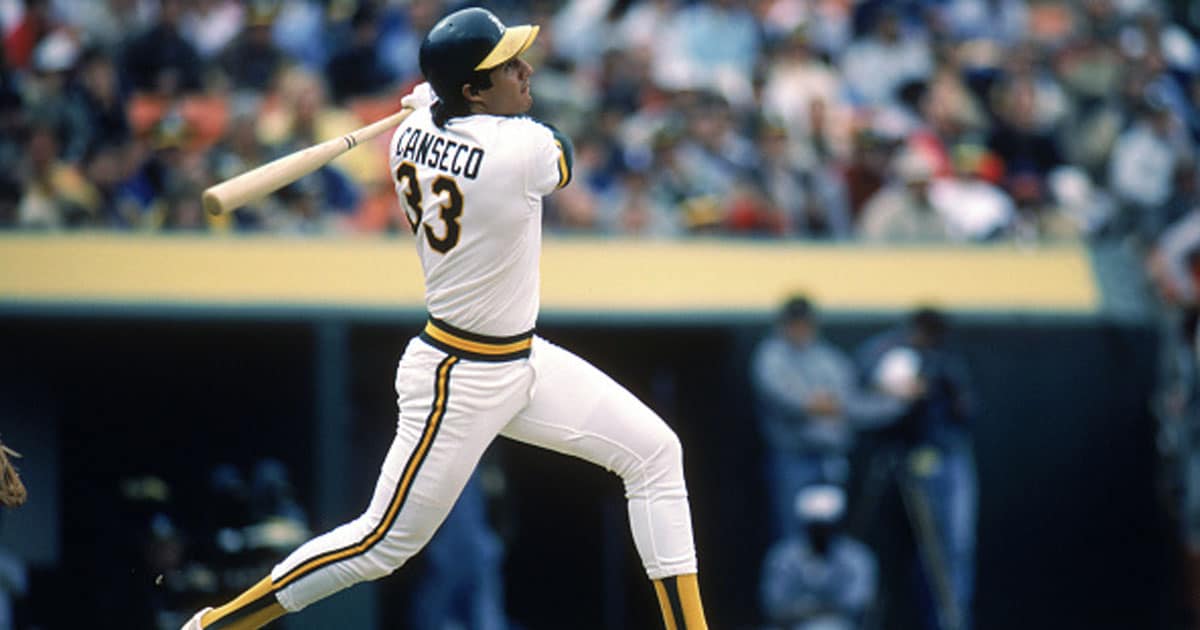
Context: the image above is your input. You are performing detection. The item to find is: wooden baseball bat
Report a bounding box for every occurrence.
[202,107,415,216]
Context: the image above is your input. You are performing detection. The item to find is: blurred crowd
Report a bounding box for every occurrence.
[0,0,1196,242]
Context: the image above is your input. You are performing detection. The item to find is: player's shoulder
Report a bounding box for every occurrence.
[495,115,555,141]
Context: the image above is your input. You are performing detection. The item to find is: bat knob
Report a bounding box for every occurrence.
[202,190,225,216]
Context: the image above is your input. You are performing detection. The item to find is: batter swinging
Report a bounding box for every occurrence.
[183,8,709,630]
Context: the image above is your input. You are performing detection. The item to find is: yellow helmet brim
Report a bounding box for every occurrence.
[474,24,539,70]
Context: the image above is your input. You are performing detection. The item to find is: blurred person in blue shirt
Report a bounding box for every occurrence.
[654,0,761,106]
[410,470,508,630]
[752,296,900,538]
[760,483,877,630]
[839,7,932,108]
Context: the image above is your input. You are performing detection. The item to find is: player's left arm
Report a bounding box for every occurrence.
[521,118,574,195]
[544,123,574,190]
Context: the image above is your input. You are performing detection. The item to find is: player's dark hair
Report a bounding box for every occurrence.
[431,69,495,128]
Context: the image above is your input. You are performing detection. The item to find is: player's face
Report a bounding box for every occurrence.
[478,56,534,115]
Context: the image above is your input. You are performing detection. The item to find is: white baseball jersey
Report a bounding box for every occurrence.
[387,106,568,338]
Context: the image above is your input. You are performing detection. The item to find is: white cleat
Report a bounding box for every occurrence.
[181,607,212,630]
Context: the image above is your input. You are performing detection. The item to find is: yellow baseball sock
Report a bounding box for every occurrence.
[652,573,708,630]
[199,576,287,630]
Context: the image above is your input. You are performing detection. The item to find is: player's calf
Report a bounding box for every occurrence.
[654,573,708,630]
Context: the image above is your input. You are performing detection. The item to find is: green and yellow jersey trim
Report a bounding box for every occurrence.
[554,139,571,189]
[548,125,574,189]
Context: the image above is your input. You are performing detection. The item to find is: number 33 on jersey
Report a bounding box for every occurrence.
[388,106,572,337]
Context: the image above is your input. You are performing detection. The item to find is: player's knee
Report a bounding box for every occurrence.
[654,428,684,471]
[359,546,411,582]
[359,560,394,582]
[355,533,418,580]
[627,424,685,490]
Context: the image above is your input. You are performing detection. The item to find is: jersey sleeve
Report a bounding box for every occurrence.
[518,119,573,197]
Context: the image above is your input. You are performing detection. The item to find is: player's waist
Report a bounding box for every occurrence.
[419,316,533,362]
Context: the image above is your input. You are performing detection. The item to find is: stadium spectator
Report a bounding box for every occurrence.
[841,129,896,225]
[927,144,1016,241]
[667,91,758,232]
[217,3,287,92]
[597,160,682,238]
[326,3,398,104]
[376,0,441,85]
[751,296,900,537]
[859,147,950,242]
[24,29,89,162]
[80,139,139,227]
[654,0,761,106]
[1108,91,1194,242]
[268,0,333,71]
[937,0,1029,45]
[839,8,933,108]
[53,0,157,53]
[181,0,245,62]
[16,123,95,228]
[749,120,851,238]
[410,471,509,630]
[0,0,1192,243]
[121,0,204,95]
[3,0,56,71]
[69,46,130,157]
[760,484,877,630]
[760,28,844,172]
[987,75,1065,215]
[855,308,978,630]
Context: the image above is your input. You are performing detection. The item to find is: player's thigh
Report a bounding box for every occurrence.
[499,337,678,471]
[390,340,534,515]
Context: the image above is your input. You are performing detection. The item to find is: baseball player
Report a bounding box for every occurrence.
[183,8,709,630]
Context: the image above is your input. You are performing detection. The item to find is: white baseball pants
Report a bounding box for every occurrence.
[268,334,699,612]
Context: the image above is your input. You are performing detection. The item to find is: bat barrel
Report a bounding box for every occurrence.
[203,107,413,216]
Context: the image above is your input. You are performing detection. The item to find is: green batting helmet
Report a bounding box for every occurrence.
[419,7,539,102]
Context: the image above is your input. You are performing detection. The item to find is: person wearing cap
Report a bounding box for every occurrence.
[858,148,951,242]
[751,296,902,538]
[182,7,710,630]
[759,484,878,630]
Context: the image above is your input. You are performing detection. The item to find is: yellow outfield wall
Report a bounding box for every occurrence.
[0,235,1099,315]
